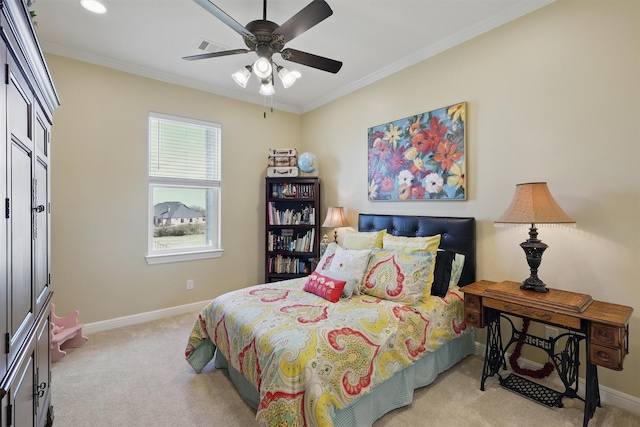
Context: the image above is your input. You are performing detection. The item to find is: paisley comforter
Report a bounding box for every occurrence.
[185,277,468,427]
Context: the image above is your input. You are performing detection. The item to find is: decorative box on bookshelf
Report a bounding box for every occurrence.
[265,177,320,282]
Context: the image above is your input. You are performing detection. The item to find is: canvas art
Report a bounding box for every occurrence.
[367,102,466,201]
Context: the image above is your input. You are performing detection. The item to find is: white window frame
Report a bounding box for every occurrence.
[145,112,223,265]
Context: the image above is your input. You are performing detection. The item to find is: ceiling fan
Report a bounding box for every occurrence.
[183,0,343,94]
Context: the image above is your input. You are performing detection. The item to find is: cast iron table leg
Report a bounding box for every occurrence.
[481,309,505,391]
[583,362,600,426]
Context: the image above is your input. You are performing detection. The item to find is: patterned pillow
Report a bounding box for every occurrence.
[382,234,441,254]
[449,252,466,289]
[361,249,434,305]
[342,230,386,250]
[327,247,372,293]
[315,242,340,271]
[303,271,347,303]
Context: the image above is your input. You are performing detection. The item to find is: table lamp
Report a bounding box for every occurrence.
[322,207,349,242]
[494,182,575,293]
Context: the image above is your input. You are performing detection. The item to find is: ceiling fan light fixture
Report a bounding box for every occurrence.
[253,56,273,80]
[80,0,107,14]
[185,0,343,107]
[277,66,301,89]
[231,66,252,88]
[259,79,275,96]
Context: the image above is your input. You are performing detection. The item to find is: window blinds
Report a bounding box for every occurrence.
[149,114,221,182]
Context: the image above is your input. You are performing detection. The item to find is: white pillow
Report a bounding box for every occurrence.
[314,242,340,271]
[328,246,372,294]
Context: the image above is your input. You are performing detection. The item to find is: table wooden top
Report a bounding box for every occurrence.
[463,280,633,327]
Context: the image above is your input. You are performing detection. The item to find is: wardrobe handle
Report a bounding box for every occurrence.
[36,381,46,398]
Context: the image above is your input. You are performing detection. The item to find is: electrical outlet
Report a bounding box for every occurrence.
[545,326,558,340]
[187,279,194,290]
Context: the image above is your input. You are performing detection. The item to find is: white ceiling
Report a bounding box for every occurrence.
[32,0,553,114]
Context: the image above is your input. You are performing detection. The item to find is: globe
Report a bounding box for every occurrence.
[298,152,318,173]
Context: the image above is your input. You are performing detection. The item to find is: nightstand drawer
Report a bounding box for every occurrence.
[590,323,624,347]
[465,294,482,311]
[465,311,483,328]
[464,294,484,328]
[589,343,624,370]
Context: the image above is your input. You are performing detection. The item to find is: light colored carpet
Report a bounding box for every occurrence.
[51,312,639,426]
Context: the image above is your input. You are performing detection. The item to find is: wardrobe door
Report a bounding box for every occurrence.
[35,306,52,427]
[8,137,34,364]
[4,342,37,427]
[7,58,35,369]
[0,40,6,380]
[34,109,51,315]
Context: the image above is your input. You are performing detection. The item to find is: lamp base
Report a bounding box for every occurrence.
[519,224,549,293]
[520,276,549,293]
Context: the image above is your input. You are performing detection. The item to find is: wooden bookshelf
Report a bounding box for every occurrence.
[265,177,320,282]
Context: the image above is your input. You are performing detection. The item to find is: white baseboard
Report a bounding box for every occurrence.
[82,300,210,335]
[474,343,640,417]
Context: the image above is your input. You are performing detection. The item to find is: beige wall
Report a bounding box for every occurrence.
[47,55,301,323]
[48,0,638,398]
[302,1,639,398]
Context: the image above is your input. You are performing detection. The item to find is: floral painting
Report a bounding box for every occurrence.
[367,102,466,201]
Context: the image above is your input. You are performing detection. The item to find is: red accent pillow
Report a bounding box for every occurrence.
[303,272,347,303]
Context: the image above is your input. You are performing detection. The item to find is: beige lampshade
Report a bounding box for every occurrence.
[322,207,349,228]
[495,182,575,225]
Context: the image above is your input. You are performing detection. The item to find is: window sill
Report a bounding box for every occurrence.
[145,249,223,265]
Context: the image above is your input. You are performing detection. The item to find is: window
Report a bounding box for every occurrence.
[146,112,222,264]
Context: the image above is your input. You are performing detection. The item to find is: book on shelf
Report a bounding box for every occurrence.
[293,228,315,252]
[268,203,315,226]
[268,228,315,252]
[271,183,316,199]
[268,255,302,274]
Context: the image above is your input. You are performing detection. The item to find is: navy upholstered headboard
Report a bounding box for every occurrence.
[358,214,476,287]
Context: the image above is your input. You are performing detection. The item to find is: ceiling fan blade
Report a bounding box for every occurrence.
[280,48,342,74]
[183,49,251,61]
[193,0,254,38]
[274,0,333,44]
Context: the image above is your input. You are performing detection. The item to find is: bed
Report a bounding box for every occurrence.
[186,214,476,426]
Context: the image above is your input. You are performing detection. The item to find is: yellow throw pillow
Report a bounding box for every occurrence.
[342,229,386,250]
[382,234,441,253]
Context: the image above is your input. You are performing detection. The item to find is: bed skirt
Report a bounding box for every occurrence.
[214,329,475,426]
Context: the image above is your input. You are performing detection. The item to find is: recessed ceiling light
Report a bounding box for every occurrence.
[80,0,107,14]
